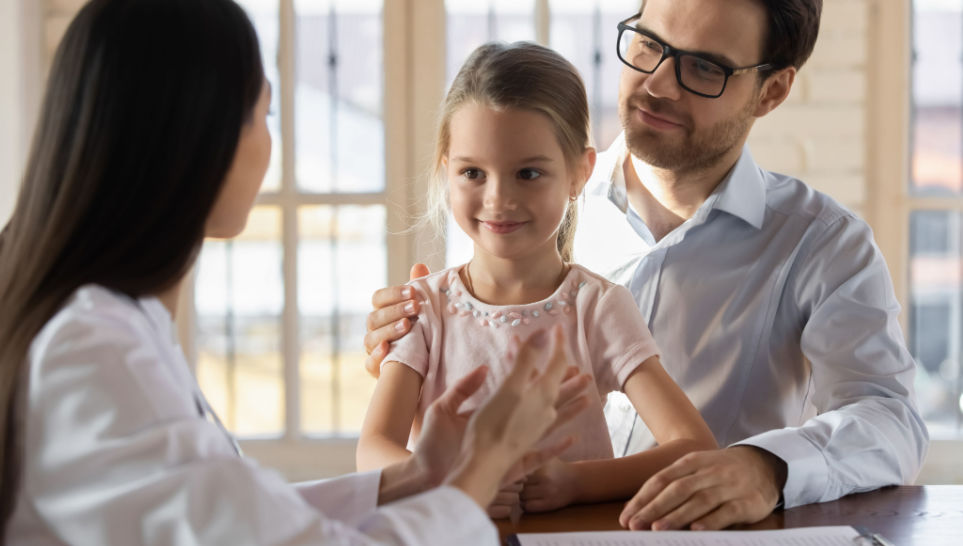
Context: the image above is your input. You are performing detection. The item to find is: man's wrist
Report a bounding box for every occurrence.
[732,445,788,508]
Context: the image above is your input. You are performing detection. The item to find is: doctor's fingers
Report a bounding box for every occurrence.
[507,325,572,399]
[539,392,590,441]
[432,365,489,414]
[502,436,575,485]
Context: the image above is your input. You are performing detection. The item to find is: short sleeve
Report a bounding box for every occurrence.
[382,282,437,378]
[585,284,660,393]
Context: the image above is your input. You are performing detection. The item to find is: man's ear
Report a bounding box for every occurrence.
[753,66,796,118]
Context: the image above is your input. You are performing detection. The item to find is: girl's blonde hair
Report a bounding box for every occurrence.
[427,41,591,263]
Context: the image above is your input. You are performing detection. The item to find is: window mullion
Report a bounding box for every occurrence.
[279,0,300,441]
[535,0,549,45]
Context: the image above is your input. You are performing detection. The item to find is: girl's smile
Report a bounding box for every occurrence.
[479,220,527,234]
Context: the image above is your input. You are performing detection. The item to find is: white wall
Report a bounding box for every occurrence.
[0,0,23,224]
[0,0,43,225]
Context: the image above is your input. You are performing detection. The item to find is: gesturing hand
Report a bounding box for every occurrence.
[444,325,591,508]
[619,446,787,531]
[415,327,591,495]
[410,364,490,487]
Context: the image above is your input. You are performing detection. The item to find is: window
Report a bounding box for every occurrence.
[444,0,638,266]
[177,0,642,475]
[190,0,388,452]
[908,0,963,437]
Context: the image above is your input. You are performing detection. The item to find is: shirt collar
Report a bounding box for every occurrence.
[594,135,766,230]
[137,294,176,345]
[710,146,767,230]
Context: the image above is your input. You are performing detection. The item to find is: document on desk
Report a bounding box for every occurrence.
[509,525,869,545]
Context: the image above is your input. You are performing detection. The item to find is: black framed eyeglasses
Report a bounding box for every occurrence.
[616,13,774,98]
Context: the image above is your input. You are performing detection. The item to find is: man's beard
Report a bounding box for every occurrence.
[620,93,756,174]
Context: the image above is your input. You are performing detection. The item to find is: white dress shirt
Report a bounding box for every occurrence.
[7,285,496,545]
[578,134,929,509]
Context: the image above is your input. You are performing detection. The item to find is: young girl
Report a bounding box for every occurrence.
[0,2,585,543]
[357,42,716,516]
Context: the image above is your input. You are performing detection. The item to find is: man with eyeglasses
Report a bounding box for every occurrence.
[363,0,927,531]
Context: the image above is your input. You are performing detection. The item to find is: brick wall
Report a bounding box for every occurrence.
[749,0,871,217]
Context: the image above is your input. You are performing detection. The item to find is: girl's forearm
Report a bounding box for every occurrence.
[571,438,717,503]
[356,435,413,472]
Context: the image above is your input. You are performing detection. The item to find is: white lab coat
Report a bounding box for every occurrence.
[6,285,496,545]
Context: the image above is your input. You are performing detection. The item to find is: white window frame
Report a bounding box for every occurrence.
[867,0,963,483]
[174,0,450,480]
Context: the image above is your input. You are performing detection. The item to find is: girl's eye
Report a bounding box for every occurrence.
[461,168,483,180]
[518,168,541,181]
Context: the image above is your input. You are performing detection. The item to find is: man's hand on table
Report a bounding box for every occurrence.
[364,263,430,377]
[619,446,787,531]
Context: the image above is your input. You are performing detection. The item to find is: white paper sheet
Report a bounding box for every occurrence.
[509,525,869,546]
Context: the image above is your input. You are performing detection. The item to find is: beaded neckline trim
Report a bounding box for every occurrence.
[439,273,588,329]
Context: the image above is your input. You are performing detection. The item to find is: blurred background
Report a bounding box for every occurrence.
[1,0,961,483]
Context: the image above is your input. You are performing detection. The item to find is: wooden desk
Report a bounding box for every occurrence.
[496,485,963,545]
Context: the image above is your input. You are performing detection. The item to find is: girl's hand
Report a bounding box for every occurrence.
[363,263,431,377]
[520,457,579,512]
[487,481,523,519]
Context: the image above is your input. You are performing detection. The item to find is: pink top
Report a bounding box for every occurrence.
[383,264,659,461]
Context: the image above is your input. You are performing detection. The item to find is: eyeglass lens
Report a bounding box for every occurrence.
[618,29,728,97]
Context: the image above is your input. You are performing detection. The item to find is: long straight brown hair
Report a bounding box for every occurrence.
[0,0,264,534]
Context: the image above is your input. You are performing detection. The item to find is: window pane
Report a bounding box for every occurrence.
[444,0,535,263]
[195,207,284,437]
[299,205,386,434]
[295,0,384,193]
[550,0,635,150]
[446,0,536,85]
[909,210,963,436]
[911,1,962,194]
[238,0,283,193]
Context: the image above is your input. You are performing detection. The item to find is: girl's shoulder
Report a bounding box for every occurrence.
[567,263,625,296]
[404,266,463,292]
[566,263,639,317]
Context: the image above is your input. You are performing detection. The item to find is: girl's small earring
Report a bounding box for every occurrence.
[569,194,578,202]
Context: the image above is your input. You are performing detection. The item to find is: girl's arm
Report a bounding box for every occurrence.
[523,355,716,509]
[356,361,424,471]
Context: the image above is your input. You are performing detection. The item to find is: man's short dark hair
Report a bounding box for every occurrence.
[760,0,823,70]
[637,0,823,71]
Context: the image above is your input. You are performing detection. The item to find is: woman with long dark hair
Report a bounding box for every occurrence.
[0,1,587,543]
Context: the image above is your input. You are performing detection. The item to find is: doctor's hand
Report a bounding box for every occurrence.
[363,263,430,378]
[619,446,787,531]
[412,344,591,492]
[444,325,591,510]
